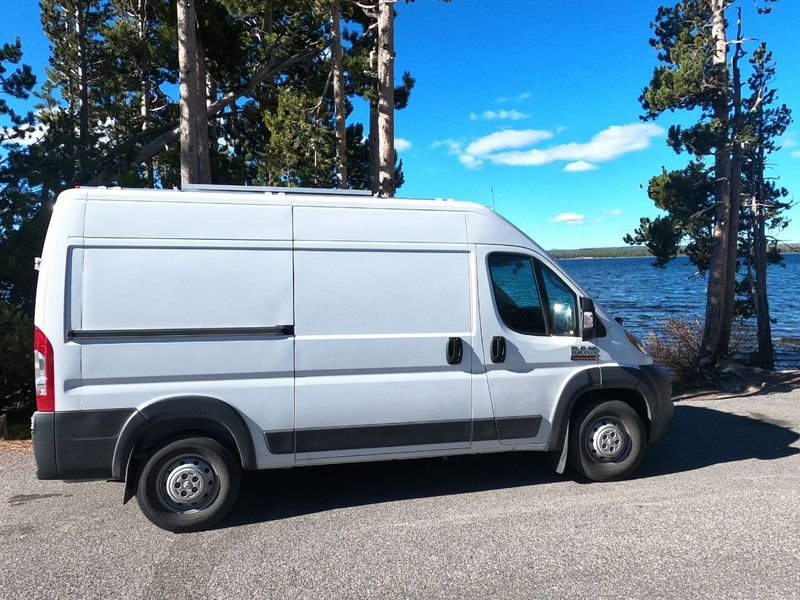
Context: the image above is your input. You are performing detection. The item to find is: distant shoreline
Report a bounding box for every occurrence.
[549,246,799,260]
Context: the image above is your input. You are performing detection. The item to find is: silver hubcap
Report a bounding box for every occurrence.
[161,456,218,512]
[586,418,628,462]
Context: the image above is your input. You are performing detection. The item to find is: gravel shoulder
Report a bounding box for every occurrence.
[1,388,799,600]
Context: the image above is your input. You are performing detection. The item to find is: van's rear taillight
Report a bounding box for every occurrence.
[34,326,55,412]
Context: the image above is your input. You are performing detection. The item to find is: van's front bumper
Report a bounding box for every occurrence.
[31,409,135,480]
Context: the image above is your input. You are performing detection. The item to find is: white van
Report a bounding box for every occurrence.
[32,185,672,532]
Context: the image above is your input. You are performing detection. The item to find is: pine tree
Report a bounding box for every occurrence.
[628,0,790,377]
[40,0,113,179]
[739,43,792,368]
[0,38,37,142]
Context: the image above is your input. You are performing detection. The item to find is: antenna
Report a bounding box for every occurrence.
[490,187,496,211]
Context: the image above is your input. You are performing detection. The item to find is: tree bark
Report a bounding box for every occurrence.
[195,34,212,183]
[137,0,154,186]
[75,2,90,175]
[695,0,732,374]
[751,107,774,368]
[369,97,379,193]
[720,8,745,355]
[177,0,200,185]
[331,0,348,188]
[376,0,395,197]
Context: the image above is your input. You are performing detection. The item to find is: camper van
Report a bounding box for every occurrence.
[32,185,672,532]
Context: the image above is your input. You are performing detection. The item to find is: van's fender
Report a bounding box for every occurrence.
[548,364,672,452]
[111,396,257,483]
[548,366,603,452]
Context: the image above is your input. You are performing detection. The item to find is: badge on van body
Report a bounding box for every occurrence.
[571,345,599,361]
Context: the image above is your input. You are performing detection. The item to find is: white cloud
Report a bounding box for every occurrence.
[470,109,530,121]
[395,137,412,152]
[430,138,460,151]
[489,123,664,166]
[791,150,800,158]
[496,91,531,103]
[551,212,585,225]
[563,160,598,172]
[442,123,664,171]
[603,208,625,215]
[458,154,483,169]
[465,129,553,157]
[784,139,798,149]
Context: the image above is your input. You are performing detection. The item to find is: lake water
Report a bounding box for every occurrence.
[557,253,800,369]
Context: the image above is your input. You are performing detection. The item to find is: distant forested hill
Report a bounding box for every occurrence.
[549,243,799,260]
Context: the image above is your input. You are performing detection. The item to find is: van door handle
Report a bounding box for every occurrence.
[446,337,464,365]
[491,336,506,363]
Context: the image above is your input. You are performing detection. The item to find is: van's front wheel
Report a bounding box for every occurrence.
[136,437,241,533]
[567,400,646,482]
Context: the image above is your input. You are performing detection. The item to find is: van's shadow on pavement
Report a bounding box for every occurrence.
[219,404,800,530]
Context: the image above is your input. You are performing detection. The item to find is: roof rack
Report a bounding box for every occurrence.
[181,183,373,196]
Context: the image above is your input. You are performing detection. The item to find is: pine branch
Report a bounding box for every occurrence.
[82,45,322,185]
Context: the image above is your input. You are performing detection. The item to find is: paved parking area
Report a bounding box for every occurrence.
[2,390,799,599]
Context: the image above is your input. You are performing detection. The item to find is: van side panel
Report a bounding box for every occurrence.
[79,246,291,330]
[291,208,475,459]
[84,199,291,240]
[294,206,466,244]
[68,200,295,472]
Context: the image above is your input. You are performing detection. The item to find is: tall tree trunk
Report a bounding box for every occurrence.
[369,97,378,193]
[695,0,732,374]
[720,7,745,355]
[195,34,212,183]
[75,2,90,175]
[751,114,774,368]
[331,0,348,188]
[177,0,200,185]
[376,0,395,197]
[137,0,154,186]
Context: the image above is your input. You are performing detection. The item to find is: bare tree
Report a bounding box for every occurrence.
[74,2,90,175]
[135,0,154,185]
[331,0,348,188]
[696,0,734,371]
[177,0,199,184]
[195,36,212,183]
[376,0,395,197]
[176,0,210,184]
[720,7,746,354]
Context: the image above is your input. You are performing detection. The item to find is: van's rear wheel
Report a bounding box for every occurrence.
[567,400,646,482]
[136,437,240,533]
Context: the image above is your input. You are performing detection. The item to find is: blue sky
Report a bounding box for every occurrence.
[4,0,800,249]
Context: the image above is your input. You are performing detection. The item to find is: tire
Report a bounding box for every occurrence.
[136,437,241,533]
[567,400,647,482]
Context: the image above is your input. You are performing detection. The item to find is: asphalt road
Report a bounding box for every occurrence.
[2,389,800,600]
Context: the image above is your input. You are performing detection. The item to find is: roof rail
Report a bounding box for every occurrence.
[181,183,373,196]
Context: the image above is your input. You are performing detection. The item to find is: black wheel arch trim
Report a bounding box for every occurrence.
[112,396,257,482]
[549,364,672,451]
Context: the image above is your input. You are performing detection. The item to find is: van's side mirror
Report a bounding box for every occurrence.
[580,297,595,341]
